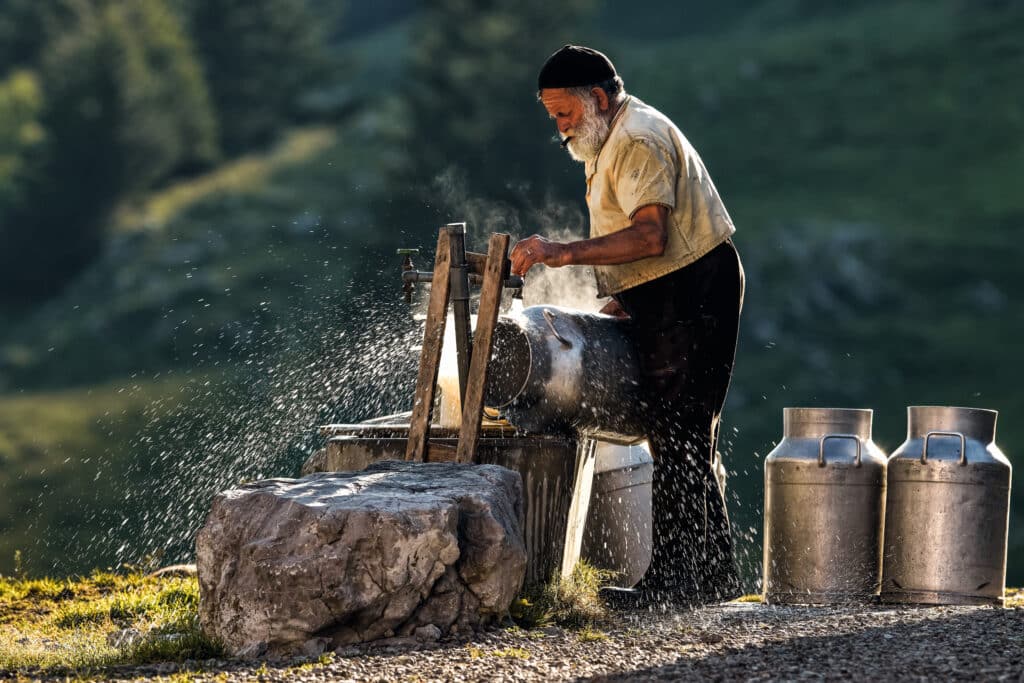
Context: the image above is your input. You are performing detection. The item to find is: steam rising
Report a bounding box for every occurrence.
[430,168,606,313]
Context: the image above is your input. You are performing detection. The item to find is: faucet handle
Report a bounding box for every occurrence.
[397,249,420,302]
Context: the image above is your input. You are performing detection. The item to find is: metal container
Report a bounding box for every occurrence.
[484,305,645,442]
[304,415,581,585]
[582,440,653,587]
[881,406,1011,606]
[763,408,888,604]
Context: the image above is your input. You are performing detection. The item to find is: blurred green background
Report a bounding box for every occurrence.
[0,0,1021,588]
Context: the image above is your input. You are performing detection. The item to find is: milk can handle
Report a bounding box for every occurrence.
[818,434,862,467]
[542,308,573,348]
[922,431,967,465]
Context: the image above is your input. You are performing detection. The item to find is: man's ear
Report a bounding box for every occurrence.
[591,86,610,112]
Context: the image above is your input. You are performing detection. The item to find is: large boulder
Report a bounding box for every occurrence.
[196,461,526,655]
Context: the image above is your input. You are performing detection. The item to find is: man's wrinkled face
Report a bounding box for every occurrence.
[541,89,585,138]
[540,88,609,163]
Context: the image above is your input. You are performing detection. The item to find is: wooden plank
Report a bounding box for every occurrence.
[464,251,488,274]
[405,229,452,462]
[561,437,597,578]
[426,441,459,463]
[456,232,510,463]
[447,224,472,404]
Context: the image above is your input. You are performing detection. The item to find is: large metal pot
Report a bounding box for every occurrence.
[763,408,888,604]
[484,305,645,443]
[881,406,1011,606]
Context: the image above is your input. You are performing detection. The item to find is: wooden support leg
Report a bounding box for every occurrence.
[561,436,597,579]
[405,229,452,462]
[456,232,510,463]
[446,223,473,405]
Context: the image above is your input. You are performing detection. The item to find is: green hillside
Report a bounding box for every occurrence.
[0,0,1021,584]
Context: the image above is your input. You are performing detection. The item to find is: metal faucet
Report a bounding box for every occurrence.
[397,248,419,303]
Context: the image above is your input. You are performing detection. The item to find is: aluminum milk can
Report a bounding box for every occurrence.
[763,408,888,604]
[881,406,1011,606]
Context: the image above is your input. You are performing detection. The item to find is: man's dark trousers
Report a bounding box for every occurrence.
[615,238,745,601]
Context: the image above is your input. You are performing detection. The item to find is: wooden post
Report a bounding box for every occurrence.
[446,223,473,405]
[405,229,452,461]
[456,232,510,463]
[561,437,597,578]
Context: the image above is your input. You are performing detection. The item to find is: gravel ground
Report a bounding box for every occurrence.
[39,601,1021,682]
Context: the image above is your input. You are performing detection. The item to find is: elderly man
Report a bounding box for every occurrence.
[510,45,745,607]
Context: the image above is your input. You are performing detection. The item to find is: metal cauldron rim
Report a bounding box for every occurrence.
[487,314,534,409]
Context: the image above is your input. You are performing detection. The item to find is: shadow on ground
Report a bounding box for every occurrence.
[590,606,1024,681]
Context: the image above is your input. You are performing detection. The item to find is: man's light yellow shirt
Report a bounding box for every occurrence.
[584,95,736,297]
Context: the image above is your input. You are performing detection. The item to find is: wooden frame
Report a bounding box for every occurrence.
[456,232,510,462]
[405,229,452,461]
[403,226,592,579]
[405,227,511,463]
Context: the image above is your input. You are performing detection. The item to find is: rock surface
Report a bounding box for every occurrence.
[196,461,526,655]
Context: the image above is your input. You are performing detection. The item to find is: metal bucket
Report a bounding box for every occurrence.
[305,417,580,585]
[763,408,888,604]
[485,305,645,442]
[581,441,653,587]
[881,406,1011,606]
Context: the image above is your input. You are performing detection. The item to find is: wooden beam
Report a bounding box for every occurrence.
[456,232,510,463]
[464,251,488,274]
[561,438,597,578]
[447,224,472,405]
[405,229,452,462]
[426,441,459,463]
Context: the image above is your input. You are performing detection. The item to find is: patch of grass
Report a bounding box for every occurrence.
[734,594,764,603]
[490,647,530,659]
[510,561,617,629]
[0,577,75,605]
[285,651,335,675]
[1005,588,1023,609]
[52,602,108,629]
[576,626,608,643]
[0,570,222,675]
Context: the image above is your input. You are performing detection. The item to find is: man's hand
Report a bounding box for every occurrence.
[510,235,569,276]
[599,298,630,319]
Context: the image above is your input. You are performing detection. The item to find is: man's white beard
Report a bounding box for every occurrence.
[565,96,610,164]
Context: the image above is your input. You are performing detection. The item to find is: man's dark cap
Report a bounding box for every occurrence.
[537,44,617,91]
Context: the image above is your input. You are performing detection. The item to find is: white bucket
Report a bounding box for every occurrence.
[581,440,653,587]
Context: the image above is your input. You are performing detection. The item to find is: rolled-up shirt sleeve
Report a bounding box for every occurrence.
[613,137,678,219]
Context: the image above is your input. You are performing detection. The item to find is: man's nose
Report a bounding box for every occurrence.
[558,121,571,134]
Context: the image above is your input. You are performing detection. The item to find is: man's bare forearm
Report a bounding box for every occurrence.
[562,218,667,266]
[509,205,669,275]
